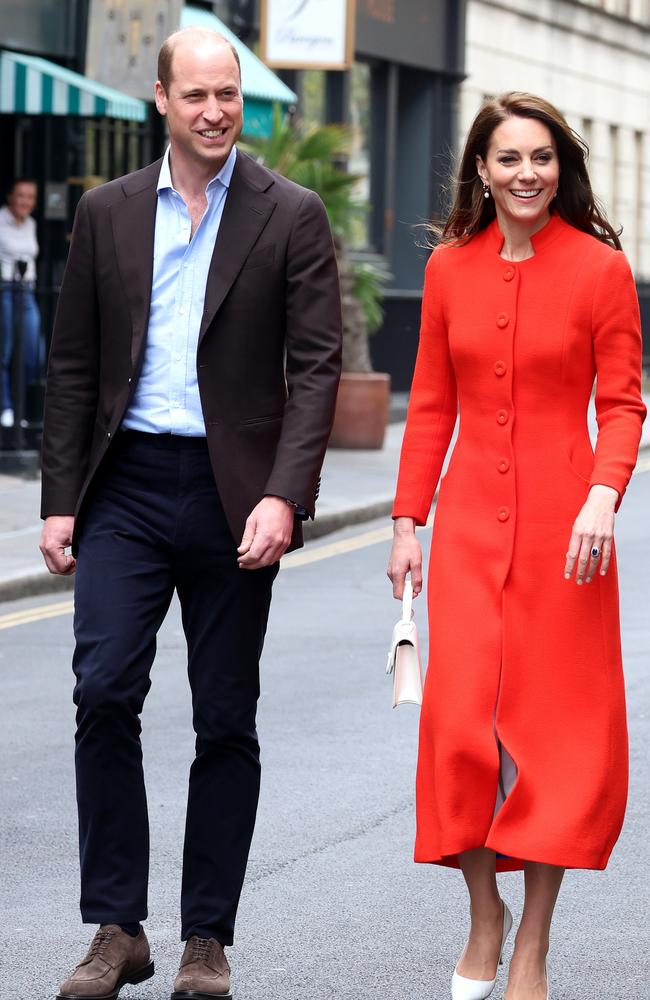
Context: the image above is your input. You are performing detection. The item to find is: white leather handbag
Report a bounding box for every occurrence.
[386,579,424,708]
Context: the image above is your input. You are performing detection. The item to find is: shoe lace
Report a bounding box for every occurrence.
[190,937,213,963]
[89,927,117,958]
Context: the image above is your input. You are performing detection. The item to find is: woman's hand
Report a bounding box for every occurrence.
[564,484,618,584]
[387,517,423,599]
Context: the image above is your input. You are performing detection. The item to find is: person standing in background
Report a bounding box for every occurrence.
[0,178,42,429]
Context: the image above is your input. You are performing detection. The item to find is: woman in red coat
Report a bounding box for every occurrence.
[388,93,646,1000]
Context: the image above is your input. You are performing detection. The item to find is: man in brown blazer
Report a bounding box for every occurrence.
[40,26,341,1000]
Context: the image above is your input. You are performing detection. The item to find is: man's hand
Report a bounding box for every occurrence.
[237,497,295,570]
[39,515,76,575]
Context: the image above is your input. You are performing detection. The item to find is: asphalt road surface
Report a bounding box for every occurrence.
[2,466,649,1000]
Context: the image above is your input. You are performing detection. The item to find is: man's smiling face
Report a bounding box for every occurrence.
[155,39,243,175]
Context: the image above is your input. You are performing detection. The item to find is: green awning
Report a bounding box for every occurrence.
[181,5,297,137]
[0,50,148,121]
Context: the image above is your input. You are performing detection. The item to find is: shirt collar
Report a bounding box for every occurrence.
[157,144,238,196]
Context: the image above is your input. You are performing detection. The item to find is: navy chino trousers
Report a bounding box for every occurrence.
[71,430,278,944]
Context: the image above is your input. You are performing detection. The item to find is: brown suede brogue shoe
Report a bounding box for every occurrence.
[57,925,154,1000]
[171,936,232,999]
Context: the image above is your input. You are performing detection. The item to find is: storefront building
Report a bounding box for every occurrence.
[257,0,467,390]
[0,0,296,451]
[461,0,650,361]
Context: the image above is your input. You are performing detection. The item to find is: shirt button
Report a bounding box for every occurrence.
[494,361,507,377]
[496,313,509,328]
[503,266,515,282]
[497,457,510,473]
[175,354,182,361]
[178,307,185,315]
[497,506,510,521]
[496,409,509,425]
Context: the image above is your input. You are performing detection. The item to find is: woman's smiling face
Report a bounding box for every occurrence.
[476,115,560,228]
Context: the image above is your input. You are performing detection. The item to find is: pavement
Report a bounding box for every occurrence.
[1,391,649,603]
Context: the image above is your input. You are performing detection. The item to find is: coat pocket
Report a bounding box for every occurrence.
[242,244,275,271]
[239,412,283,426]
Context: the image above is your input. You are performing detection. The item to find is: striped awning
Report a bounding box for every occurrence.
[0,50,147,121]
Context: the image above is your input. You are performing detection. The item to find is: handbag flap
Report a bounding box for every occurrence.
[386,619,418,674]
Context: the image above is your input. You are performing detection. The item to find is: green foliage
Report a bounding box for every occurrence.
[244,104,389,342]
[242,104,365,240]
[352,259,391,334]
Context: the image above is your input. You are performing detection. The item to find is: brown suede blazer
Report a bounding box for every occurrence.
[40,150,342,552]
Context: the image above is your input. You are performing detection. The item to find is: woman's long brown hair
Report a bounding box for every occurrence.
[438,92,621,249]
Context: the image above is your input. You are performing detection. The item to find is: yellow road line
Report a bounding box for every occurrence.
[282,523,394,569]
[0,599,75,631]
[0,525,398,631]
[2,457,648,631]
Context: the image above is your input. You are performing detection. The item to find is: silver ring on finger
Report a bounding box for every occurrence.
[591,545,601,559]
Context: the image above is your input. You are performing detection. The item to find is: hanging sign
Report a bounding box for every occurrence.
[260,0,356,70]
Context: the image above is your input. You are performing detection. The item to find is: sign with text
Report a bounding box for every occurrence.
[260,0,355,70]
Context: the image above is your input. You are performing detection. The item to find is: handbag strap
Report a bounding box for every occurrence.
[402,579,413,622]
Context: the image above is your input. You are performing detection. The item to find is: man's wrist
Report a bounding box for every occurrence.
[284,497,308,520]
[265,495,309,520]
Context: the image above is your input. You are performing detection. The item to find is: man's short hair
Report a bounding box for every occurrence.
[157,27,242,94]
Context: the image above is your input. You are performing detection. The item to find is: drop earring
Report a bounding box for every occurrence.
[483,182,490,199]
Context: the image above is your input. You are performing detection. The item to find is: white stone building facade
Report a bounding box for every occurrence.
[460,0,650,279]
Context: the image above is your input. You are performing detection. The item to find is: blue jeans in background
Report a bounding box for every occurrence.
[1,281,42,413]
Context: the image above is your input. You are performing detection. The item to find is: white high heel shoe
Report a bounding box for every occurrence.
[451,899,513,1000]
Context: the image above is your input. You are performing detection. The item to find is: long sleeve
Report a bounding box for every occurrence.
[41,193,100,517]
[263,189,342,517]
[589,249,647,509]
[392,249,458,525]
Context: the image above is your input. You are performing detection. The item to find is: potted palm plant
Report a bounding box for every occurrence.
[245,107,391,448]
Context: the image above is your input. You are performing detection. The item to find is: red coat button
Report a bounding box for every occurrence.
[497,506,510,521]
[503,267,515,282]
[496,313,509,328]
[497,458,510,473]
[494,361,507,376]
[496,409,509,425]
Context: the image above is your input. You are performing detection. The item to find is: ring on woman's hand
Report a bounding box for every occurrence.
[591,546,600,558]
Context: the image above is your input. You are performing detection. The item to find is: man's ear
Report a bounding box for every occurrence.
[154,80,168,117]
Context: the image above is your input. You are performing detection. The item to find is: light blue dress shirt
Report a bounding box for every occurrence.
[122,145,237,436]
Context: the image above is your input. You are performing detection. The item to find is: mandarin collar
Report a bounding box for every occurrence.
[486,212,567,258]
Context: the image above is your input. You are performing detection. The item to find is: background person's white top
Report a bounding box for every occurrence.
[0,206,38,282]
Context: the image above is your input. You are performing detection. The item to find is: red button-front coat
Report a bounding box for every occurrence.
[392,214,646,871]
